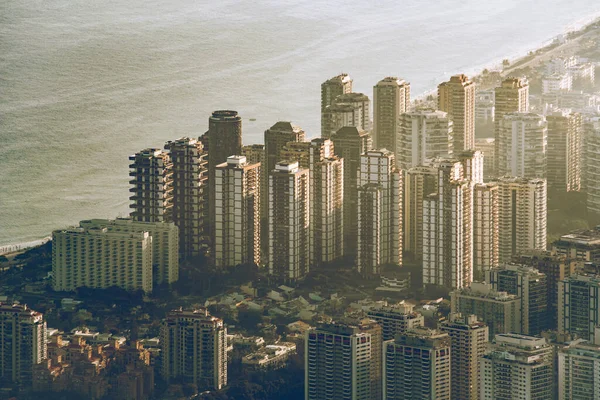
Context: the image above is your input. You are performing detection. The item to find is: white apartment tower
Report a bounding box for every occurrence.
[357,150,402,276]
[53,225,154,293]
[214,156,261,268]
[473,183,499,281]
[373,77,410,154]
[397,109,453,170]
[497,112,547,179]
[383,327,451,400]
[497,177,547,263]
[422,159,473,289]
[479,334,553,400]
[309,139,344,266]
[0,303,47,385]
[160,308,227,391]
[268,161,310,283]
[439,313,488,400]
[438,74,476,151]
[305,323,372,400]
[494,77,530,172]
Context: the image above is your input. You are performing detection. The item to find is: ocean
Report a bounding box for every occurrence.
[1,0,599,248]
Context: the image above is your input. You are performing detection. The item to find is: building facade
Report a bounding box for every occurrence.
[497,177,547,263]
[438,74,476,151]
[439,313,488,400]
[321,73,353,113]
[268,161,310,283]
[160,308,227,391]
[383,327,451,400]
[373,77,410,155]
[129,148,173,223]
[0,303,47,385]
[357,150,402,276]
[404,165,437,261]
[367,301,424,341]
[479,334,553,400]
[558,339,600,400]
[214,156,261,268]
[397,109,453,170]
[331,127,372,260]
[558,273,600,341]
[473,183,499,281]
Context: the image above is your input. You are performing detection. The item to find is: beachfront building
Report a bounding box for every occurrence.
[160,308,227,391]
[373,77,410,157]
[331,126,372,260]
[438,74,476,151]
[357,150,402,276]
[129,148,173,223]
[397,109,453,170]
[214,156,261,268]
[268,161,310,284]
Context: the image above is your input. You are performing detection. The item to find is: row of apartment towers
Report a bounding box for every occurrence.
[128,74,551,287]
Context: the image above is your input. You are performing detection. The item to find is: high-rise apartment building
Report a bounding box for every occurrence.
[558,339,600,400]
[439,313,488,400]
[321,94,370,139]
[53,224,153,293]
[305,323,372,400]
[268,161,310,284]
[366,301,425,341]
[423,159,473,289]
[473,183,499,281]
[280,141,311,168]
[242,144,267,224]
[487,264,548,335]
[404,165,437,260]
[356,319,383,400]
[475,90,495,138]
[451,282,521,339]
[76,218,179,285]
[546,111,582,192]
[397,109,453,170]
[214,156,261,268]
[494,77,529,172]
[309,139,344,266]
[497,112,547,178]
[558,273,600,341]
[0,303,47,385]
[383,327,451,400]
[497,177,547,263]
[356,150,402,276]
[331,127,372,260]
[129,148,173,223]
[438,74,476,151]
[373,77,410,153]
[264,121,306,219]
[321,73,353,113]
[480,334,553,400]
[587,120,600,216]
[160,308,227,391]
[552,227,600,261]
[164,137,208,258]
[241,144,265,165]
[474,137,495,179]
[207,111,243,242]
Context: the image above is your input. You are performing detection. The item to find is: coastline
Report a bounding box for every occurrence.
[2,14,600,254]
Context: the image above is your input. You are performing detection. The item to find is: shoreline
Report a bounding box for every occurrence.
[3,14,600,254]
